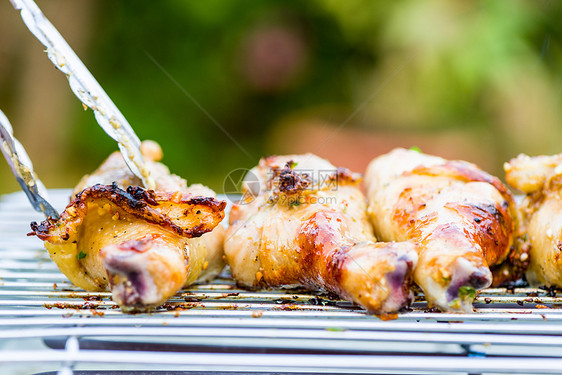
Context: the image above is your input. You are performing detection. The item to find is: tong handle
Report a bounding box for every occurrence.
[10,0,155,190]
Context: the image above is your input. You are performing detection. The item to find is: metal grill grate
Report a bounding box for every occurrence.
[1,190,562,375]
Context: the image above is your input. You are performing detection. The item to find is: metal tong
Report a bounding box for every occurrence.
[9,0,155,190]
[0,110,59,219]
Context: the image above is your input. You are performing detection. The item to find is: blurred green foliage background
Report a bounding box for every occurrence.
[1,0,561,196]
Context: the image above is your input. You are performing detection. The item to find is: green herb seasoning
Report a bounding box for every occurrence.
[458,286,476,300]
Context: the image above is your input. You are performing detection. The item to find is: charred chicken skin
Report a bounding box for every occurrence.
[505,153,562,288]
[29,141,226,312]
[224,154,418,315]
[365,148,517,312]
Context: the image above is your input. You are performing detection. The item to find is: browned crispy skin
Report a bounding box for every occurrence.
[401,162,514,267]
[366,149,517,312]
[296,211,417,313]
[29,141,226,312]
[224,154,418,315]
[30,183,225,241]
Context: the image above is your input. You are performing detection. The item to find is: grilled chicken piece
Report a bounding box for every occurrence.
[365,148,517,312]
[505,153,562,287]
[29,141,226,312]
[224,154,418,315]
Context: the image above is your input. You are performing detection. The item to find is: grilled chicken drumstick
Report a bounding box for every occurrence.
[224,154,418,315]
[29,141,226,312]
[505,153,562,288]
[365,148,517,312]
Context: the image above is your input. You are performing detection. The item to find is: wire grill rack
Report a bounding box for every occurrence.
[1,190,562,375]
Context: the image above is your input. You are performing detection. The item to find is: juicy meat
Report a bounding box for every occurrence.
[505,153,562,287]
[29,141,226,312]
[365,148,516,312]
[224,154,418,315]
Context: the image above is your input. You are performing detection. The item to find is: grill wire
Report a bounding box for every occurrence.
[1,190,562,375]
